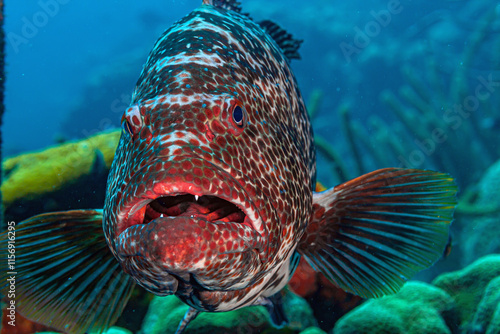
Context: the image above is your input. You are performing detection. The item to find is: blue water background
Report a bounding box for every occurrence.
[3,0,497,188]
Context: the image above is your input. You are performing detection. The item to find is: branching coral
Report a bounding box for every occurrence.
[310,2,500,189]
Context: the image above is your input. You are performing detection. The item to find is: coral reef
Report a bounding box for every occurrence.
[308,2,500,189]
[2,130,120,223]
[299,328,327,334]
[333,282,457,334]
[454,159,500,266]
[333,254,500,334]
[468,276,500,334]
[140,288,317,334]
[433,254,500,333]
[3,1,499,334]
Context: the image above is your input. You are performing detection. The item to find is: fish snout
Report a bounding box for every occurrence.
[118,216,203,267]
[118,215,262,269]
[117,214,264,291]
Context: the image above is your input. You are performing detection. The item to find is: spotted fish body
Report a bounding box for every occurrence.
[2,1,458,333]
[105,0,314,311]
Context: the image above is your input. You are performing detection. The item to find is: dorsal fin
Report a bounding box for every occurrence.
[202,0,243,13]
[259,20,303,61]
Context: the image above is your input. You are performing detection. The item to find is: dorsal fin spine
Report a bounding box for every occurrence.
[202,0,243,13]
[259,20,303,61]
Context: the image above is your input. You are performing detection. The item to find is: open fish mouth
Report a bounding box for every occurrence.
[144,194,249,226]
[112,156,266,293]
[117,190,264,258]
[115,155,265,237]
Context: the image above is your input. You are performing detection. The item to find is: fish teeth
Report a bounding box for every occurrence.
[160,214,164,218]
[195,195,199,201]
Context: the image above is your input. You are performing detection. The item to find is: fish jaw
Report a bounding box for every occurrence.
[117,216,264,284]
[110,155,267,293]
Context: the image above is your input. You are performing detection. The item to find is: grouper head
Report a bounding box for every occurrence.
[103,3,315,298]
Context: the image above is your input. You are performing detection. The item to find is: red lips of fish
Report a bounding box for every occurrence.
[114,155,266,289]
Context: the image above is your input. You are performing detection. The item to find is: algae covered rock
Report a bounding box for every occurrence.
[333,281,457,334]
[140,288,316,334]
[2,130,120,222]
[433,254,500,333]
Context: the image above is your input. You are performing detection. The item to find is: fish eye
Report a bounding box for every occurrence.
[121,104,144,140]
[232,105,245,127]
[122,119,134,137]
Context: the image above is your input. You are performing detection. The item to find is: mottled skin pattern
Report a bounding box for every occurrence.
[104,4,315,312]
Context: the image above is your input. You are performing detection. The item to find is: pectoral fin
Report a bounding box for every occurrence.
[298,168,457,299]
[1,210,135,334]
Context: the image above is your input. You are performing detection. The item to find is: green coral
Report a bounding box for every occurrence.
[140,288,316,334]
[140,296,268,334]
[469,276,500,334]
[433,254,500,333]
[298,327,327,334]
[333,255,500,334]
[333,282,456,334]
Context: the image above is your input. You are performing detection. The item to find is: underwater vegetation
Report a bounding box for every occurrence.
[334,255,500,334]
[308,1,500,190]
